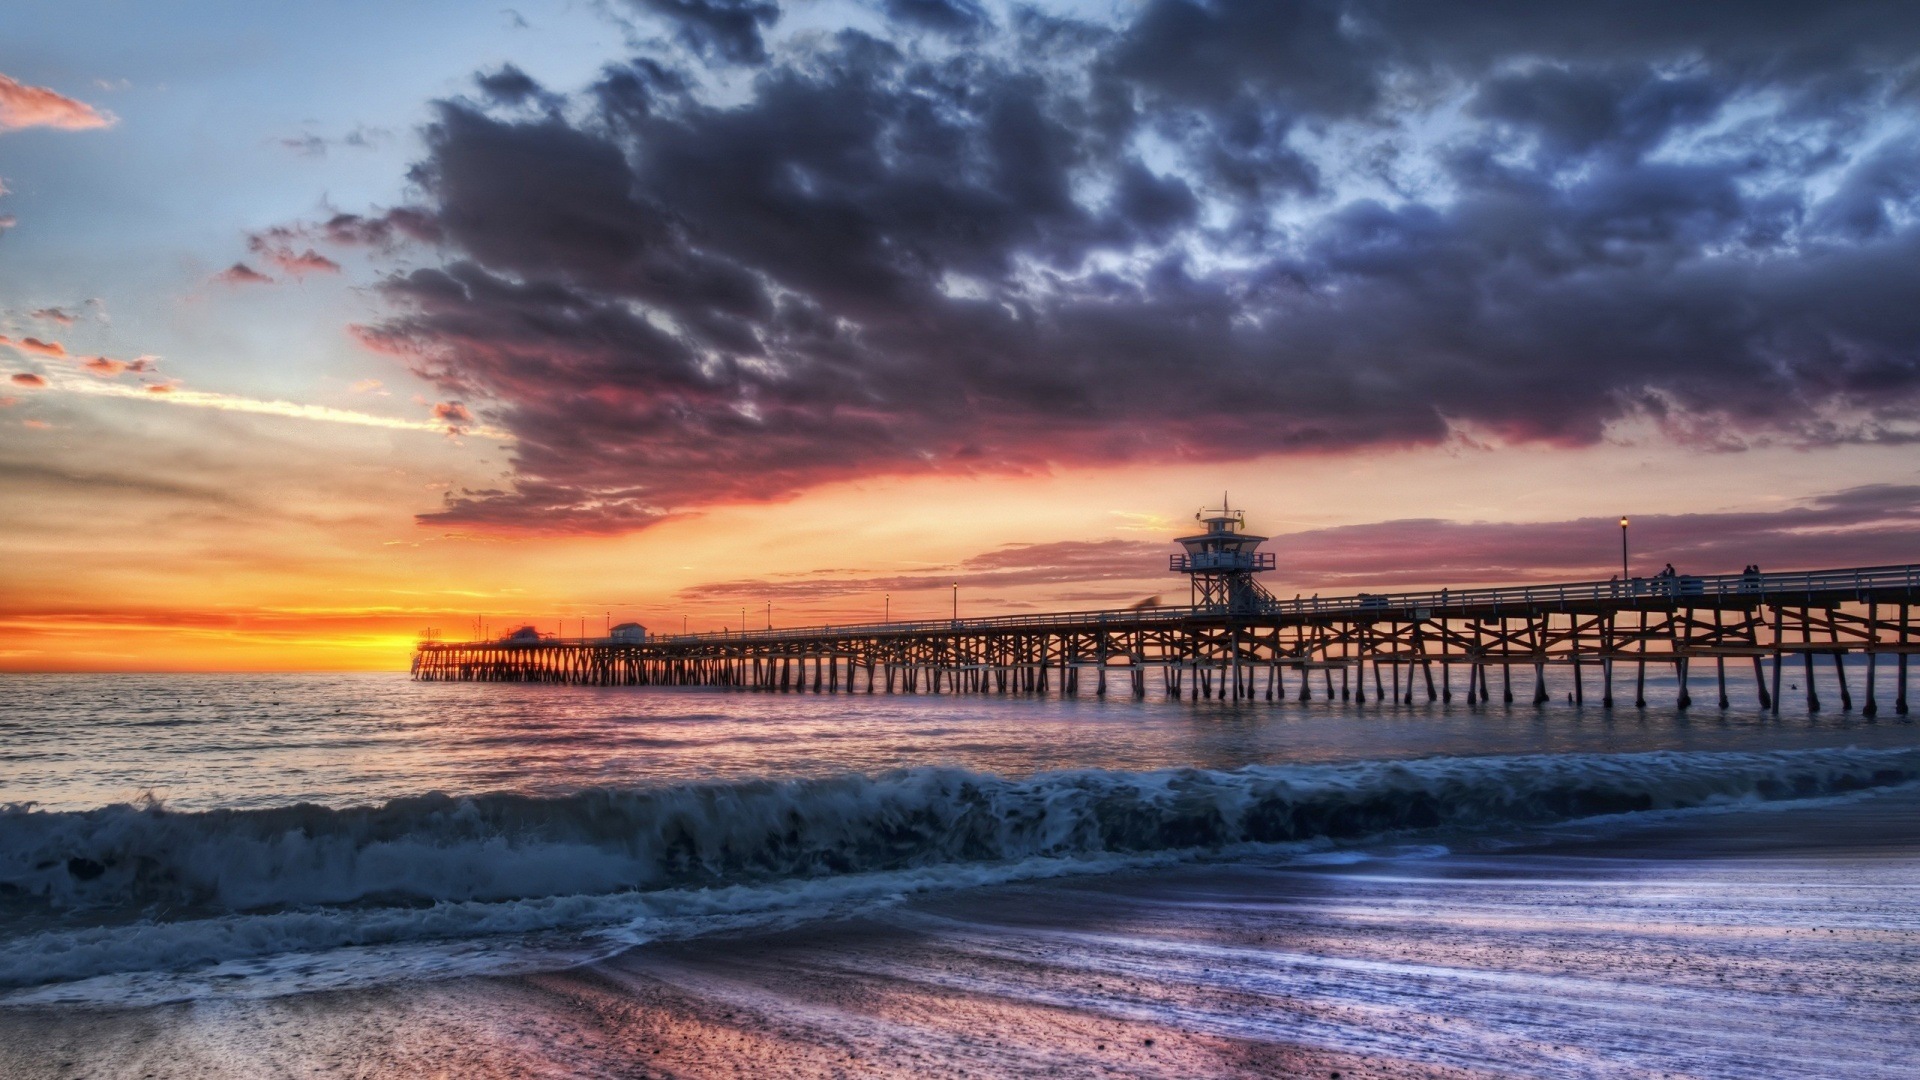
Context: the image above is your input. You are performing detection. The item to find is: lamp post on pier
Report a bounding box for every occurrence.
[884,593,890,625]
[1620,517,1630,579]
[952,582,958,623]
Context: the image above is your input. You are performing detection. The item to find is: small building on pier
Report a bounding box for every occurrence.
[611,622,648,643]
[1172,497,1277,614]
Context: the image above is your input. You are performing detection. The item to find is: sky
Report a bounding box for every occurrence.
[1,0,1918,670]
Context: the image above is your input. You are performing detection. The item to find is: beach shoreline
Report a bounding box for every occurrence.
[6,785,1916,1079]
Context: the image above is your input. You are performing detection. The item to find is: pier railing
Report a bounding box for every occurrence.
[439,563,1920,649]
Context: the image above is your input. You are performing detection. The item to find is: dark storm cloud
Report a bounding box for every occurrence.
[316,209,442,248]
[344,0,1920,532]
[627,0,779,66]
[883,0,990,37]
[474,64,544,105]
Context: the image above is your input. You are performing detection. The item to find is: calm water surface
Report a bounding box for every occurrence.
[1,668,1910,810]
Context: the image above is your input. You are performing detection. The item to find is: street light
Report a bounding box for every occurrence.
[1620,516,1630,579]
[884,593,890,624]
[766,601,771,630]
[952,582,958,622]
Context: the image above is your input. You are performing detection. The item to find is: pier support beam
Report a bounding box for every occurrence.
[1898,604,1910,716]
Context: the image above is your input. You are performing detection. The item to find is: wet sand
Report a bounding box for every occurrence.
[6,786,1918,1079]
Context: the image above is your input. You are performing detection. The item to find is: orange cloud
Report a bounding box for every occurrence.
[0,334,67,358]
[246,229,343,277]
[3,336,154,379]
[432,401,474,432]
[215,262,273,285]
[0,395,16,407]
[350,378,385,393]
[21,418,51,429]
[264,247,341,277]
[0,73,114,132]
[9,372,46,387]
[28,307,77,326]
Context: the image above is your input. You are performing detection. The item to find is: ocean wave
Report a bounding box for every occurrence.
[0,852,1178,1005]
[7,748,1915,916]
[1,748,1916,993]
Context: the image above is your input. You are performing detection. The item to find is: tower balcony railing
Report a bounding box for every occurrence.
[1171,551,1276,572]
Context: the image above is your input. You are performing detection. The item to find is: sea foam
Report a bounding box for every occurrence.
[2,747,1915,994]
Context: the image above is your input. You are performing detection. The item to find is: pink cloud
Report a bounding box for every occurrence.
[0,395,17,407]
[10,372,46,387]
[1,334,154,379]
[0,335,67,358]
[1262,490,1920,588]
[78,353,150,378]
[214,263,273,285]
[679,538,1171,605]
[245,229,343,278]
[259,245,341,277]
[0,74,114,132]
[676,485,1920,609]
[347,324,409,356]
[28,307,76,326]
[431,401,474,433]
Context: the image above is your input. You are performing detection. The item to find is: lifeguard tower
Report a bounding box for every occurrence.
[1171,496,1276,614]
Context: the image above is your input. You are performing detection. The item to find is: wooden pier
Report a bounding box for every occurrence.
[414,564,1920,714]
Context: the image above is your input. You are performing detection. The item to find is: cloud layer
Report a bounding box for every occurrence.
[338,0,1920,532]
[676,484,1920,609]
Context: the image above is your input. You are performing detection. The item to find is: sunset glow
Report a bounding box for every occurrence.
[8,8,1920,1077]
[4,0,1918,671]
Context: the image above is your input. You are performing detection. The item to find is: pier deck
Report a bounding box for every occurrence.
[413,564,1920,713]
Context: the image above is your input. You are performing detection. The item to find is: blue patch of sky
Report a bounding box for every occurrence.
[0,0,619,402]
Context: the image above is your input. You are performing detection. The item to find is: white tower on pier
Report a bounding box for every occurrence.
[1171,495,1277,614]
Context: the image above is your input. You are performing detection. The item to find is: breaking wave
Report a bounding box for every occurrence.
[2,747,1916,994]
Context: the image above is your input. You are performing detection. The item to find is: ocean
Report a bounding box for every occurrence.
[2,669,1918,1077]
